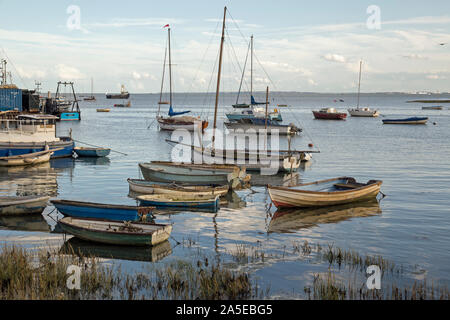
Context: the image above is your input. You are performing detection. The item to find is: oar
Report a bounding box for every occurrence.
[73,139,128,156]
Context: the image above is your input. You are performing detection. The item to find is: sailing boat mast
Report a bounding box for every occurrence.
[357,60,362,109]
[250,35,253,99]
[158,35,169,116]
[213,6,227,146]
[168,28,173,108]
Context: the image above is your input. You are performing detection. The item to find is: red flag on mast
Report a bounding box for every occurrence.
[163,24,170,28]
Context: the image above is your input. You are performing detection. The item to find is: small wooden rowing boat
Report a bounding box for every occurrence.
[422,106,443,110]
[268,177,382,208]
[51,200,155,221]
[0,196,50,216]
[139,162,242,186]
[137,194,220,212]
[127,179,229,197]
[0,149,59,167]
[74,147,111,158]
[58,217,172,246]
[97,109,111,113]
[382,117,428,124]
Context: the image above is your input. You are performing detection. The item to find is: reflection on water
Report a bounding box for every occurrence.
[0,215,51,233]
[75,157,111,166]
[60,238,172,262]
[250,172,300,187]
[268,200,382,233]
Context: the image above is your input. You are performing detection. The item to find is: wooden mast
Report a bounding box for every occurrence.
[265,86,269,130]
[212,6,227,147]
[357,60,362,109]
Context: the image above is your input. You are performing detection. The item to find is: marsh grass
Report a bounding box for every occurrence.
[0,244,265,300]
[307,271,449,300]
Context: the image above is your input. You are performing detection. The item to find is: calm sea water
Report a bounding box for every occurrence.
[1,92,449,298]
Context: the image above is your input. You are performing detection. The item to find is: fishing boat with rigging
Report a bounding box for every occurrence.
[106,85,130,99]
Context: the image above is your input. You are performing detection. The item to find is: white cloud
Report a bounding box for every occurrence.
[55,64,84,80]
[322,54,347,63]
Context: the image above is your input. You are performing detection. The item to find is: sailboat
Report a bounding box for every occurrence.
[348,61,379,117]
[156,26,209,133]
[84,78,96,101]
[227,36,283,122]
[168,7,316,173]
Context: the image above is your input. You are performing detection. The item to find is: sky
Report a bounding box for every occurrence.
[0,0,449,93]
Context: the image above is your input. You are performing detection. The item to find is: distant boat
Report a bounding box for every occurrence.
[268,177,383,208]
[57,217,172,246]
[348,60,379,117]
[74,147,111,158]
[51,200,154,221]
[382,117,428,125]
[0,148,60,167]
[97,108,110,113]
[0,196,50,216]
[224,119,300,136]
[106,85,130,99]
[127,179,229,197]
[114,101,131,108]
[84,78,96,101]
[137,194,220,212]
[313,108,347,120]
[422,106,443,110]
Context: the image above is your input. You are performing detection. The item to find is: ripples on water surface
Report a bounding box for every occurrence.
[1,92,449,297]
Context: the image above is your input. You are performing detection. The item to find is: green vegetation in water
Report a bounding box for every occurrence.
[0,244,266,300]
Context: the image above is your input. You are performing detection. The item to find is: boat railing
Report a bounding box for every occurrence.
[0,119,55,135]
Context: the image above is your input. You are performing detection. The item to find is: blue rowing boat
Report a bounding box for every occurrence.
[74,147,111,158]
[51,200,154,221]
[137,194,220,213]
[382,117,428,124]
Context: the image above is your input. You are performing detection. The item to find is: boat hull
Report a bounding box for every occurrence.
[0,196,50,216]
[0,150,53,167]
[348,109,379,117]
[382,117,428,124]
[138,195,220,212]
[268,177,382,208]
[157,117,208,132]
[139,163,235,185]
[74,148,111,158]
[127,179,229,197]
[51,200,153,221]
[0,139,74,159]
[313,111,347,120]
[58,217,172,246]
[224,122,296,135]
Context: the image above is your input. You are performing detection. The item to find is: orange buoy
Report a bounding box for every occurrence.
[308,143,314,148]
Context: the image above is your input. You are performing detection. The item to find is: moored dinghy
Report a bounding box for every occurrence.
[268,177,383,208]
[382,117,428,124]
[137,194,220,212]
[74,147,111,158]
[127,179,229,197]
[138,161,247,186]
[0,196,50,216]
[51,200,155,221]
[58,217,172,246]
[0,148,60,167]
